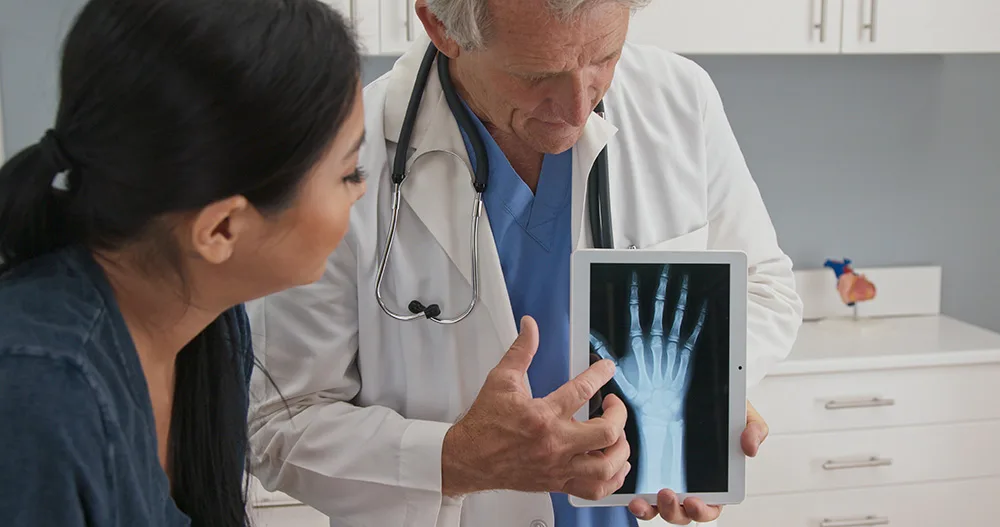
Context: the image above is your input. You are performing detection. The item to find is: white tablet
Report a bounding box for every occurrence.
[568,249,748,508]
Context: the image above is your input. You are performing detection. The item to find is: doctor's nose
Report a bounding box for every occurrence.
[557,75,597,127]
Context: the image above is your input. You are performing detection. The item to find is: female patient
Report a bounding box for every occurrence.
[0,0,364,525]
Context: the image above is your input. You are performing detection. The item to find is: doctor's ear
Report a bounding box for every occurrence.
[414,1,462,58]
[186,195,252,265]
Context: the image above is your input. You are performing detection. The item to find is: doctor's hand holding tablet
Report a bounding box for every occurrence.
[439,249,762,523]
[570,250,757,524]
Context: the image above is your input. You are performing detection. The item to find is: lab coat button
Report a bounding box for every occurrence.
[530,521,547,527]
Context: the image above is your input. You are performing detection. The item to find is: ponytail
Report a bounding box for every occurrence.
[1,132,256,527]
[4,0,363,524]
[0,130,77,276]
[169,310,252,527]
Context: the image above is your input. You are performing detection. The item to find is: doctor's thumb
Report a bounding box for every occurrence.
[497,316,540,374]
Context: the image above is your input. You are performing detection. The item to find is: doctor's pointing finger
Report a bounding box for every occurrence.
[247,1,803,527]
[439,315,632,499]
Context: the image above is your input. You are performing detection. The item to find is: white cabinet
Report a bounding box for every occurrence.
[379,0,425,55]
[338,0,1000,56]
[320,0,381,55]
[841,0,1000,53]
[321,0,427,56]
[718,312,1000,527]
[627,0,1000,54]
[722,477,1000,527]
[628,0,839,54]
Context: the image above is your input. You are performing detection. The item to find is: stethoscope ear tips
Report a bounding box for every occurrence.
[408,300,442,319]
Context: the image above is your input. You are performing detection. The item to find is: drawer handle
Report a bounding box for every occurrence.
[820,515,889,527]
[822,456,893,470]
[825,397,895,410]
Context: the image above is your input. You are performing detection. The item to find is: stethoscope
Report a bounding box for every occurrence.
[375,42,614,324]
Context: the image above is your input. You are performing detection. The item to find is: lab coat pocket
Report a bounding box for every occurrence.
[641,223,710,251]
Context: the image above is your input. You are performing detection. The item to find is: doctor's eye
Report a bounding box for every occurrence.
[343,168,366,185]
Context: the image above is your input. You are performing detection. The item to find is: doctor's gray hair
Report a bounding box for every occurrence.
[425,0,650,50]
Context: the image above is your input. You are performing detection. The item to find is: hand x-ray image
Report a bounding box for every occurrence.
[588,263,730,495]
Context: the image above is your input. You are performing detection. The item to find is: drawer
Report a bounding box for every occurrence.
[721,476,1000,527]
[247,474,300,507]
[249,504,330,527]
[748,420,1000,495]
[751,363,1000,434]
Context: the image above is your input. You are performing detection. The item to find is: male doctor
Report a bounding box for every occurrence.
[247,1,803,526]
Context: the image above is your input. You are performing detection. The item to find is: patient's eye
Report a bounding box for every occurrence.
[343,168,366,185]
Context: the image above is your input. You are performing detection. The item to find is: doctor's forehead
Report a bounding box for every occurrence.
[488,0,630,62]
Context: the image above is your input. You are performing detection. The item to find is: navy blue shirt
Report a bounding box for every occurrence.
[0,246,253,526]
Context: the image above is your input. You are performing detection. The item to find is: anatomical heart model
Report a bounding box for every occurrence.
[824,258,876,306]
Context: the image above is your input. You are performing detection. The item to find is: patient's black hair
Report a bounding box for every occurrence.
[0,0,360,525]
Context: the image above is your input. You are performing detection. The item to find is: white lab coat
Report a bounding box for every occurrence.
[247,36,803,527]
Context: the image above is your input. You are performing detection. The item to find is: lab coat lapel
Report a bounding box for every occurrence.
[572,114,619,249]
[381,38,519,350]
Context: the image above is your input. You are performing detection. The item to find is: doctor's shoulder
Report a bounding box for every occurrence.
[614,41,721,121]
[361,70,392,135]
[356,71,393,178]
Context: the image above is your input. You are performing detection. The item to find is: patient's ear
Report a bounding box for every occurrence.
[188,196,251,264]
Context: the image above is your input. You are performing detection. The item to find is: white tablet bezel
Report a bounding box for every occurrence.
[568,249,748,508]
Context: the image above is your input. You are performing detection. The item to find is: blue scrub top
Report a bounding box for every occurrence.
[457,103,638,527]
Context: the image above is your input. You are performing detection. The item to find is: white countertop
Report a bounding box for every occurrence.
[769,315,1000,376]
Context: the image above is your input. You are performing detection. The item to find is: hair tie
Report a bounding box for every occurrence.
[38,129,74,174]
[38,129,75,191]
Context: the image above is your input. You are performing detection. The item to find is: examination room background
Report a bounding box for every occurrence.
[2,0,998,334]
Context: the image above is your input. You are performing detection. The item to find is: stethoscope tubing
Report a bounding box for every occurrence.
[375,149,484,324]
[377,42,612,324]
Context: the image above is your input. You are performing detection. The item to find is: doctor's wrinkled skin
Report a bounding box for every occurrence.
[247,1,803,526]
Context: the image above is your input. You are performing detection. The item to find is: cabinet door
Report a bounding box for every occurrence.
[321,0,381,54]
[380,0,425,55]
[250,505,330,527]
[719,477,1000,527]
[842,0,1000,53]
[627,0,842,54]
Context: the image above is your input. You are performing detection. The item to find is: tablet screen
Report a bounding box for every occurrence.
[588,262,731,495]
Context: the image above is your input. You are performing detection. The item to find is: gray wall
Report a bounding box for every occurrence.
[695,54,1000,333]
[1,0,997,332]
[0,0,83,155]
